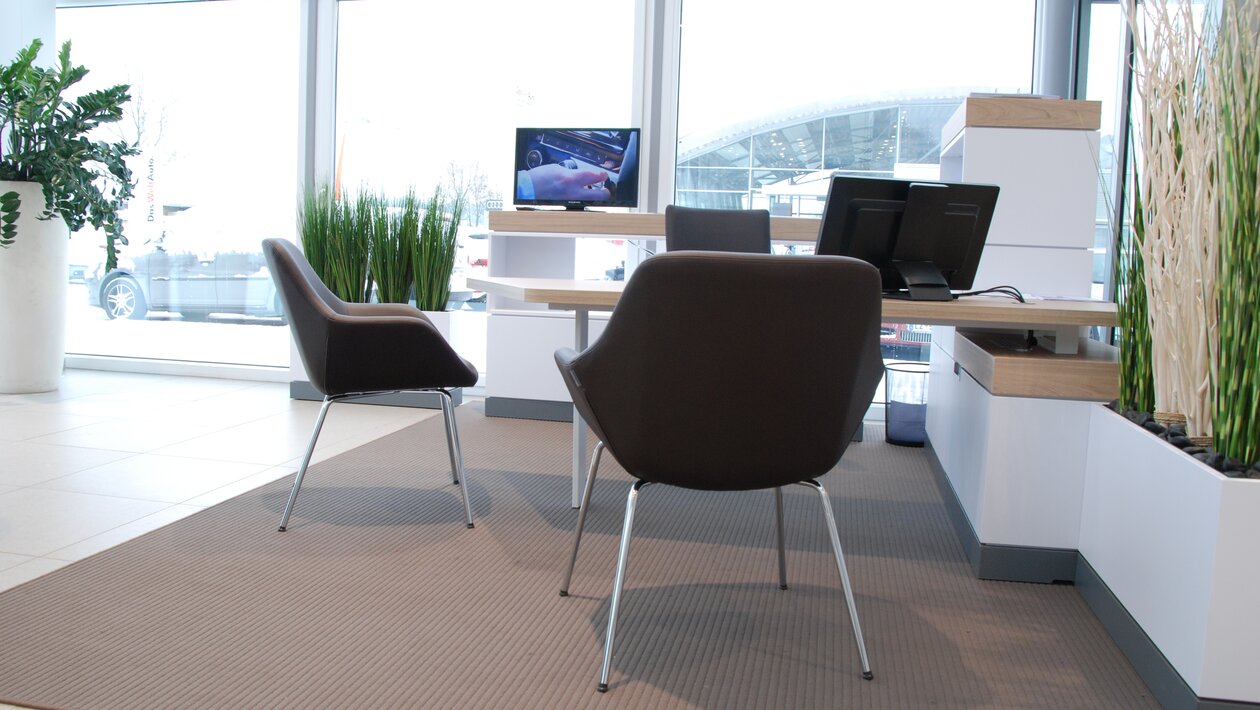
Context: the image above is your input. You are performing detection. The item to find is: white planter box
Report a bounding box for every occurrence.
[0,180,69,393]
[1079,404,1260,703]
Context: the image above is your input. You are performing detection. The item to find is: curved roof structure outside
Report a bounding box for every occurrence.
[675,89,975,214]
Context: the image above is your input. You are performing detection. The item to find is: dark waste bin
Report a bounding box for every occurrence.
[885,361,929,447]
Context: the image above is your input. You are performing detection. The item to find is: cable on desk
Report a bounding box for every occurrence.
[953,285,1026,303]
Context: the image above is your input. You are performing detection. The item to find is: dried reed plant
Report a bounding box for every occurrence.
[1123,0,1219,437]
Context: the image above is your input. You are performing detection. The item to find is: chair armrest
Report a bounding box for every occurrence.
[342,302,432,324]
[555,347,580,374]
[554,347,612,447]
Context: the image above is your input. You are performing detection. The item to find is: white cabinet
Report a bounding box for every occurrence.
[927,328,1118,582]
[939,97,1102,299]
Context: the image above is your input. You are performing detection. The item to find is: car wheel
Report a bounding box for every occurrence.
[102,276,147,320]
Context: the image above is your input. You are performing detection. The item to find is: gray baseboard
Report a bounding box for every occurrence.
[289,381,461,409]
[1076,557,1259,710]
[924,438,1077,584]
[484,396,574,422]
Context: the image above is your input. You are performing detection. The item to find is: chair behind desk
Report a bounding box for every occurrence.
[664,204,772,253]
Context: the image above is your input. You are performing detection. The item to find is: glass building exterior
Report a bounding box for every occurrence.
[675,94,966,217]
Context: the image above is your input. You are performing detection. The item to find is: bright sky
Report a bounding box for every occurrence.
[54,0,1077,218]
[677,0,1036,138]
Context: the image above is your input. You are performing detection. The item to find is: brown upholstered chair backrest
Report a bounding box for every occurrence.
[557,251,884,491]
[664,205,772,254]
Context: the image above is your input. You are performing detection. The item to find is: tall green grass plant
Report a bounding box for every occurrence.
[1115,187,1155,414]
[367,191,418,304]
[412,188,464,311]
[1211,0,1260,464]
[300,185,372,303]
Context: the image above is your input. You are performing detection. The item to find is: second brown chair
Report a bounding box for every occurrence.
[262,238,480,532]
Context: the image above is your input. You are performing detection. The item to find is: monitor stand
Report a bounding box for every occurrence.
[892,260,953,301]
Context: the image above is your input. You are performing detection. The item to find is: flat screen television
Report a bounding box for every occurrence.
[814,176,1000,301]
[512,128,640,210]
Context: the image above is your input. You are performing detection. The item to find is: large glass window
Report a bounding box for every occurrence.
[1085,1,1127,301]
[676,0,1036,215]
[676,0,1035,364]
[57,0,299,369]
[334,1,636,369]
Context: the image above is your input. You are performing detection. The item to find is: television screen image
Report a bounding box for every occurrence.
[513,128,640,209]
[814,176,999,301]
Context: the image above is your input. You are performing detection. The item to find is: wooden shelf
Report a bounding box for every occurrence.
[954,329,1118,400]
[488,210,819,243]
[942,96,1102,142]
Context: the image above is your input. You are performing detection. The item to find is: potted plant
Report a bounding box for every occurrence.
[412,186,464,313]
[1078,2,1260,705]
[299,185,373,304]
[367,189,418,304]
[0,38,137,393]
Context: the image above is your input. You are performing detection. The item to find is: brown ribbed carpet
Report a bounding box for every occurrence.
[0,403,1155,710]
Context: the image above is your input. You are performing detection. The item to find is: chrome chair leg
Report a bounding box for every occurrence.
[598,479,647,693]
[797,479,873,680]
[561,440,604,596]
[439,390,474,529]
[278,394,339,532]
[774,487,788,590]
[438,390,460,485]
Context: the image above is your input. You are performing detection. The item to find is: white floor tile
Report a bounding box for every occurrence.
[0,552,35,572]
[23,392,185,420]
[26,412,232,453]
[183,466,295,508]
[44,504,205,562]
[0,557,72,593]
[161,383,293,426]
[149,407,326,465]
[1,369,443,588]
[36,454,271,504]
[0,410,107,441]
[151,403,433,465]
[0,487,169,557]
[0,442,134,487]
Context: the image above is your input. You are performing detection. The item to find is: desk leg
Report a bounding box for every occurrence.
[572,309,590,509]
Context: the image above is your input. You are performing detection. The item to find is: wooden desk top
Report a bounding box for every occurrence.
[488,210,820,243]
[466,275,1117,328]
[467,277,624,309]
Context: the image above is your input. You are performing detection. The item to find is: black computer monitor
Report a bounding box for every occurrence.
[814,176,999,301]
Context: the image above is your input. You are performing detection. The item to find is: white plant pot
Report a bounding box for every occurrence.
[0,181,69,393]
[1079,404,1260,702]
[421,309,453,342]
